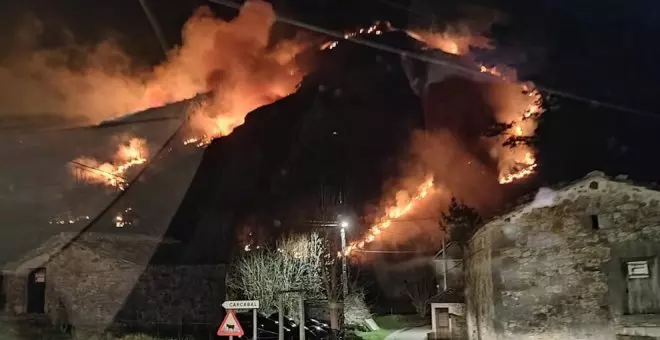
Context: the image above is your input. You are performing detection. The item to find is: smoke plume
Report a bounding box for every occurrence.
[410,130,504,213]
[0,17,152,125]
[351,8,544,256]
[0,0,313,131]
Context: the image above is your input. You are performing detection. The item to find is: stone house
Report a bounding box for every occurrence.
[466,171,660,340]
[1,232,225,330]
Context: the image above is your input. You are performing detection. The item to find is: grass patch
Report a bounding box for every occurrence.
[373,315,426,330]
[346,314,428,340]
[352,329,391,340]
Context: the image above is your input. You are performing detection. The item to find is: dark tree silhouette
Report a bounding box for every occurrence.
[441,197,483,250]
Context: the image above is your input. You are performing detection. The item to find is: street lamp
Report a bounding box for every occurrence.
[338,218,349,298]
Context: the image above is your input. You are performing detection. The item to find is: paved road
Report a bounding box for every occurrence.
[385,326,431,340]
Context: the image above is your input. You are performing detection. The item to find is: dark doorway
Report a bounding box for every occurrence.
[27,268,46,314]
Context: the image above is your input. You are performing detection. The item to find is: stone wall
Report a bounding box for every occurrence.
[116,264,225,325]
[4,274,27,314]
[46,245,144,327]
[43,244,224,329]
[465,230,495,340]
[466,174,660,340]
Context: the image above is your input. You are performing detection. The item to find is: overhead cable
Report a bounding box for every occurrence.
[209,0,660,120]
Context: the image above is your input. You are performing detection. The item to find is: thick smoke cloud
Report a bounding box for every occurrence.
[409,130,504,213]
[0,15,154,125]
[0,0,313,131]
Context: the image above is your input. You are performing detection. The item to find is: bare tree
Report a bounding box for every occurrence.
[403,277,436,317]
[227,232,327,316]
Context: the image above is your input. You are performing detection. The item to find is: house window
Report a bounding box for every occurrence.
[590,214,600,230]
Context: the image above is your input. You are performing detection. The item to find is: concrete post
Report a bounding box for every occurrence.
[278,295,284,340]
[299,295,305,340]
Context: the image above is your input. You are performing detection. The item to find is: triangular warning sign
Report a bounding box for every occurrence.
[217,310,244,337]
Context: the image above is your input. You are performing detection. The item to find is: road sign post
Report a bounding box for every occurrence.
[222,300,260,340]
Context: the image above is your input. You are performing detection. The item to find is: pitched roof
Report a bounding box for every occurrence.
[0,99,202,267]
[3,232,179,274]
[477,170,660,232]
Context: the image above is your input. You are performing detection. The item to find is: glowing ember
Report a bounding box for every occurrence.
[114,207,133,228]
[478,65,517,81]
[70,138,148,190]
[344,176,435,256]
[49,215,90,225]
[322,21,393,51]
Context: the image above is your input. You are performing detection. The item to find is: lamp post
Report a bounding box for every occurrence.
[339,219,349,298]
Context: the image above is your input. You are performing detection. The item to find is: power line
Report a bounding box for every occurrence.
[208,0,660,121]
[138,0,170,55]
[69,160,128,182]
[370,0,660,117]
[0,115,183,136]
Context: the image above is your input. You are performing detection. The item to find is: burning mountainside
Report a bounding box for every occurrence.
[344,175,438,256]
[66,0,314,184]
[21,0,543,256]
[1,1,311,129]
[346,16,544,254]
[317,17,543,185]
[172,2,313,146]
[405,23,544,184]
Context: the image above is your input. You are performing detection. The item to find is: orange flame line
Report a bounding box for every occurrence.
[344,176,435,257]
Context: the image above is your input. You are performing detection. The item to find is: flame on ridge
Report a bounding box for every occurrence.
[343,175,435,257]
[70,138,148,190]
[405,26,544,184]
[321,21,394,51]
[494,85,543,184]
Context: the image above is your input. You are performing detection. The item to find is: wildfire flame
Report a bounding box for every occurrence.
[405,29,494,56]
[70,138,148,189]
[498,152,537,184]
[177,1,311,147]
[70,0,312,187]
[493,85,544,184]
[405,26,544,184]
[344,176,435,256]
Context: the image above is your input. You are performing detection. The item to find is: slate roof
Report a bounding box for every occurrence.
[3,232,180,274]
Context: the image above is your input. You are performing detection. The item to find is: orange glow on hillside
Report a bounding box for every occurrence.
[344,176,435,257]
